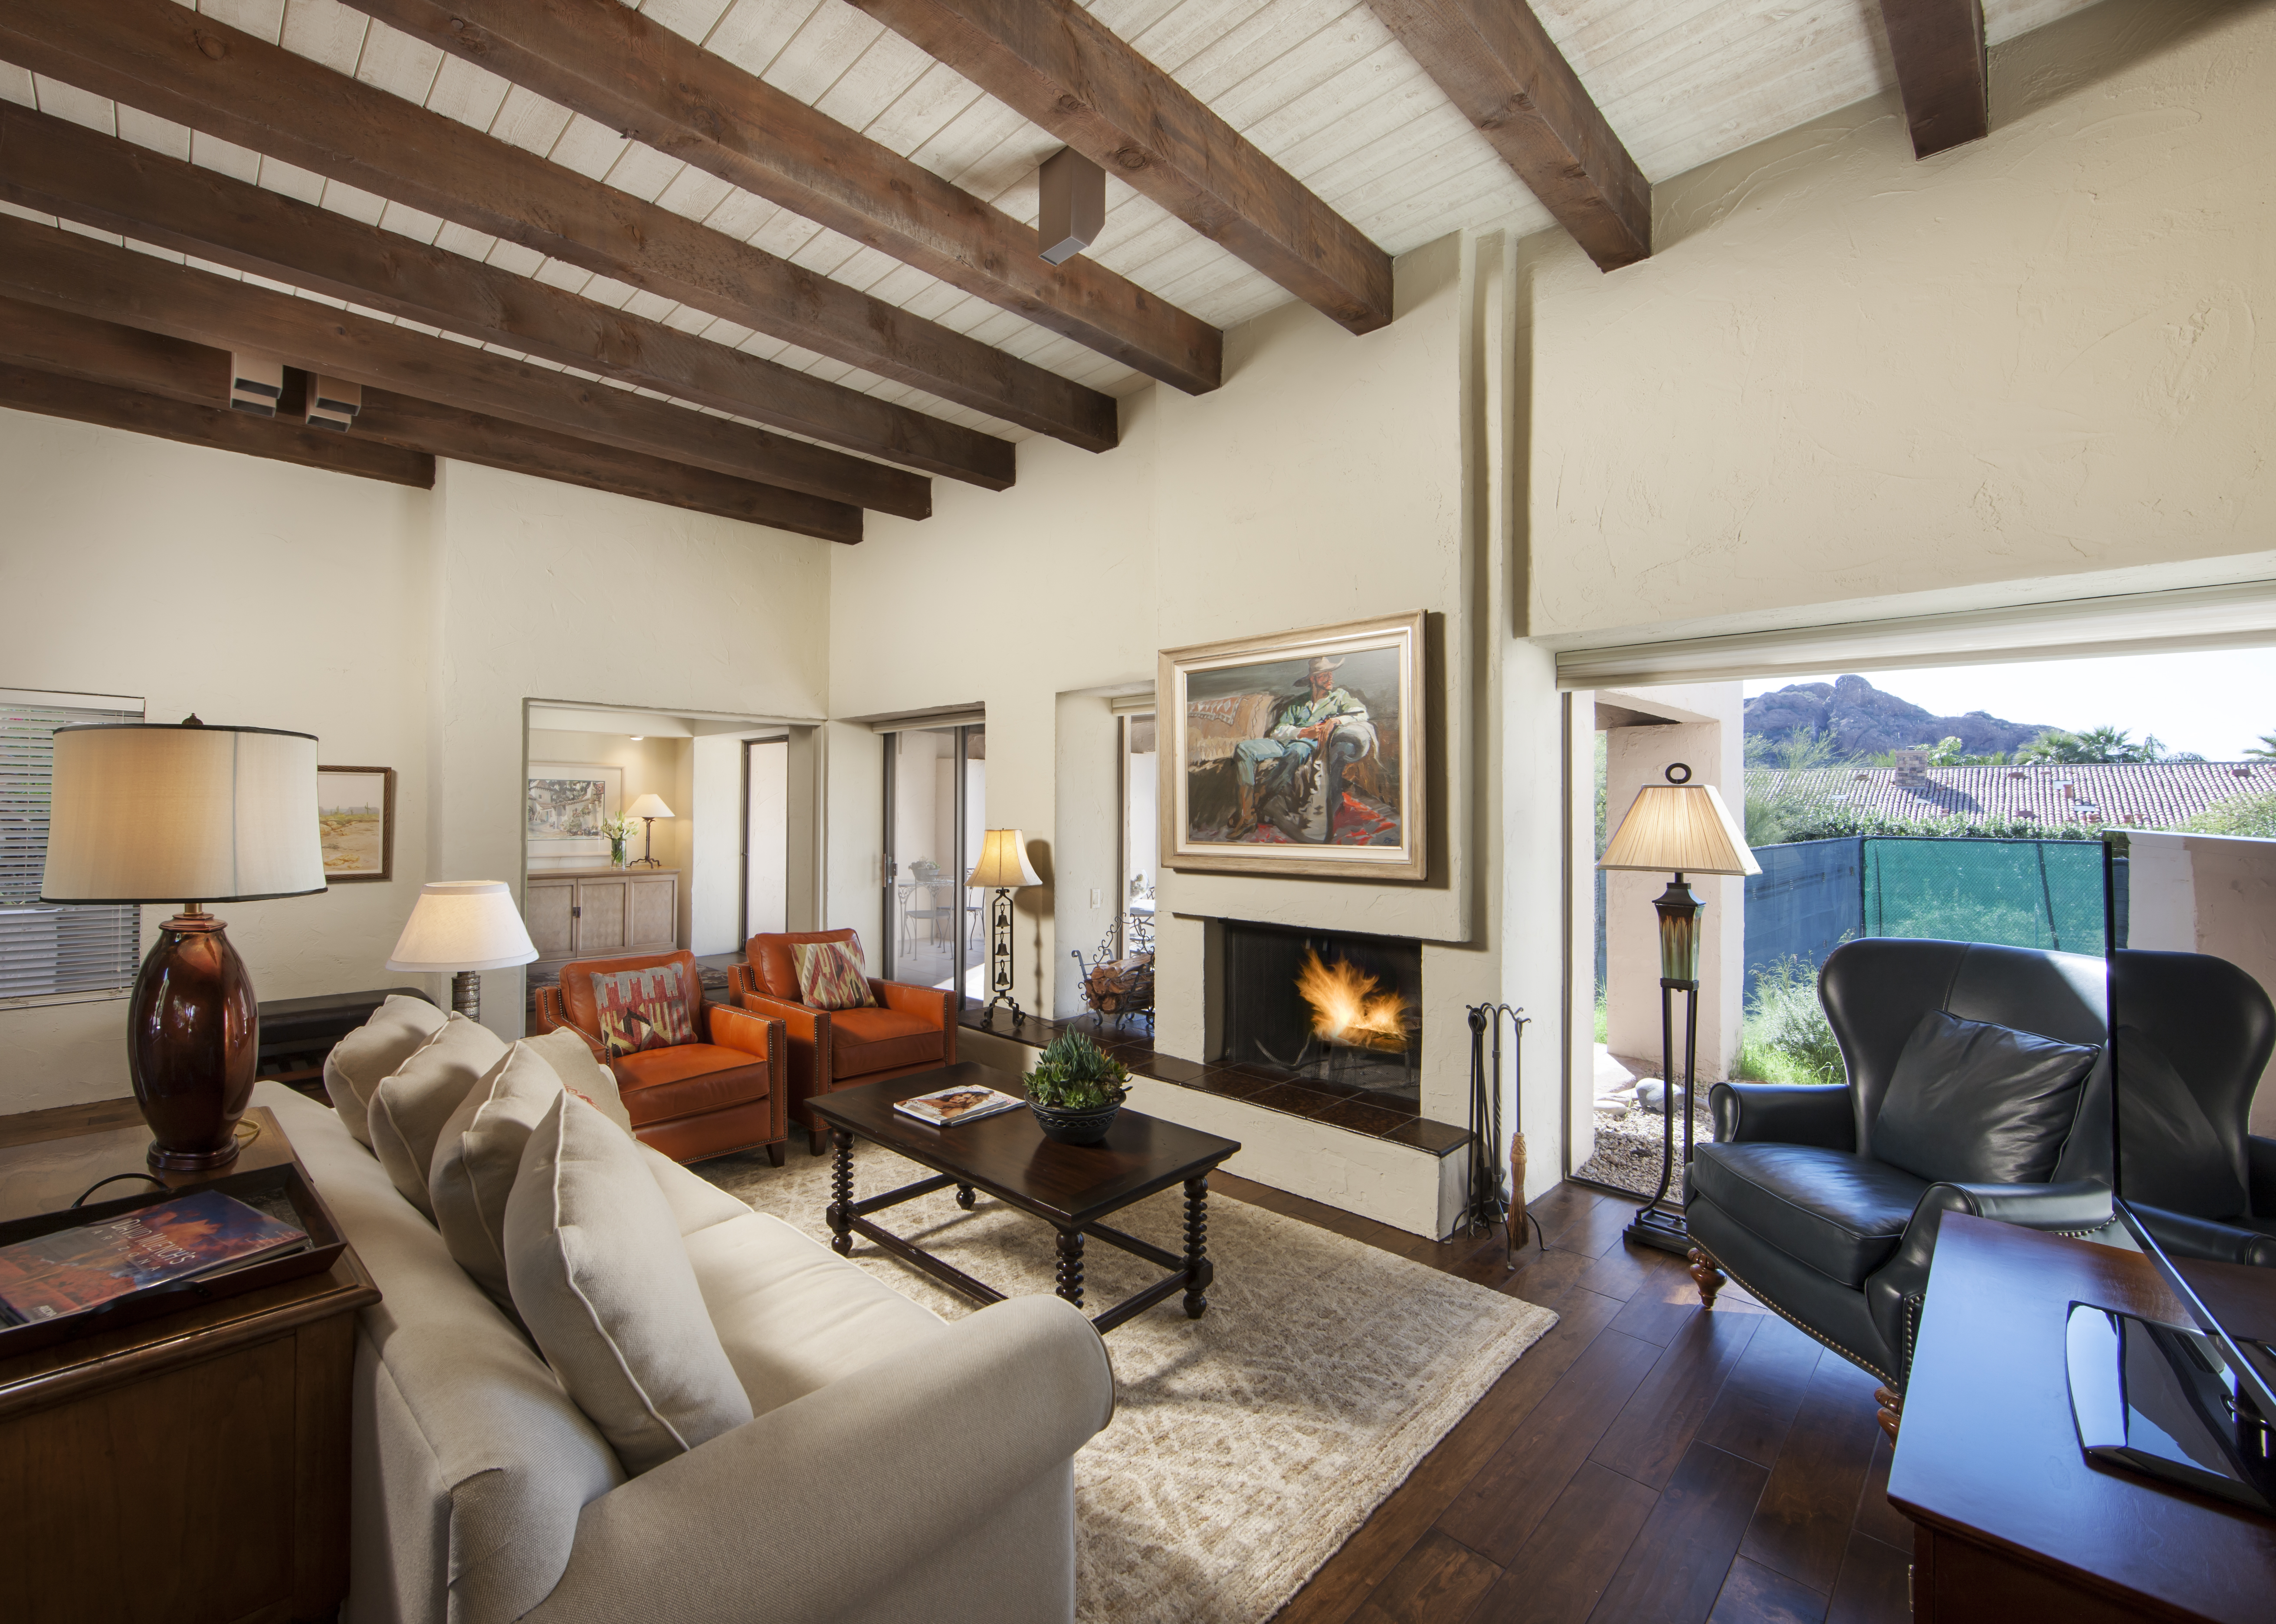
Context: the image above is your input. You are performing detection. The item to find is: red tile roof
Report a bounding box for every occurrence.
[1760,761,2276,829]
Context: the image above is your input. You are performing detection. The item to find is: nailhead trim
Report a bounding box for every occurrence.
[1694,1243,1896,1387]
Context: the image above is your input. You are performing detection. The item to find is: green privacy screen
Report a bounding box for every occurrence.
[1860,837,2112,956]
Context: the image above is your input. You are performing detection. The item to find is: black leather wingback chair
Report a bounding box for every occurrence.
[1686,940,2114,1393]
[2112,948,2276,1264]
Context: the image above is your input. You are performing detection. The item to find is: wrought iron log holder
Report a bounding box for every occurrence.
[1465,1003,1538,1266]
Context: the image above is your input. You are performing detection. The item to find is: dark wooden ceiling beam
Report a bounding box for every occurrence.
[0,292,861,544]
[1876,0,1990,157]
[0,213,925,521]
[341,0,1223,394]
[1366,0,1650,272]
[0,0,1113,452]
[0,360,437,489]
[0,102,1010,491]
[847,0,1391,335]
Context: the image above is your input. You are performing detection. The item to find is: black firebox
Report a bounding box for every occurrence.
[1216,918,1422,1101]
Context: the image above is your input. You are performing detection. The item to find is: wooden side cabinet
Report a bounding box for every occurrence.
[0,1108,379,1624]
[526,867,679,971]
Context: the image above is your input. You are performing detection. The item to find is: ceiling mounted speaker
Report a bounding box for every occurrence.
[305,374,362,432]
[1038,147,1104,266]
[229,350,284,417]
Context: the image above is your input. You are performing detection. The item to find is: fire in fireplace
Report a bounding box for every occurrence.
[1217,920,1422,1100]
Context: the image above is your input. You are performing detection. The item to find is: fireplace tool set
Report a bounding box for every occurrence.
[1465,1003,1538,1266]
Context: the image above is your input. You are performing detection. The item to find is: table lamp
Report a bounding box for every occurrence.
[967,828,1041,1031]
[39,717,325,1171]
[626,792,673,869]
[386,881,538,1022]
[1597,763,1759,1256]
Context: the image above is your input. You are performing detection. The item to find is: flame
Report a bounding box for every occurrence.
[1295,949,1409,1051]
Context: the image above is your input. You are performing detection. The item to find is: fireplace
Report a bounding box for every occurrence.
[1217,919,1422,1103]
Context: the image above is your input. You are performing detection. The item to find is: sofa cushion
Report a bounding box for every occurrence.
[587,961,698,1058]
[829,1006,944,1079]
[323,994,446,1146]
[431,1041,568,1305]
[369,1014,508,1219]
[523,1025,635,1135]
[749,928,862,1002]
[1871,1009,2100,1186]
[793,940,876,1011]
[505,1092,753,1475]
[612,1045,771,1126]
[638,1143,758,1237]
[1689,1142,1929,1287]
[249,1082,621,1624]
[682,1207,945,1418]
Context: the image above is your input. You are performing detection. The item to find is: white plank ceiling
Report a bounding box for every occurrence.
[0,0,2102,456]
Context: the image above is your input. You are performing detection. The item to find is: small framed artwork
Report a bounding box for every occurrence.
[1158,611,1426,880]
[528,761,623,863]
[317,766,397,884]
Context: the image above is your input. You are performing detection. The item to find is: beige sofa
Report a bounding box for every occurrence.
[254,1080,1115,1624]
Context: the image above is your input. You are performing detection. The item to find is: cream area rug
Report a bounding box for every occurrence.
[700,1143,1557,1624]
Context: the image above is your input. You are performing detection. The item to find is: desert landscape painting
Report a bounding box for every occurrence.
[318,766,394,882]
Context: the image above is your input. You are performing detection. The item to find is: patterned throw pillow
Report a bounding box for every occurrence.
[587,962,697,1058]
[791,940,875,1011]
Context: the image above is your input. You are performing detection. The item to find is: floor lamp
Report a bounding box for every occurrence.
[968,828,1040,1031]
[1597,763,1759,1255]
[39,717,325,1171]
[385,881,538,1022]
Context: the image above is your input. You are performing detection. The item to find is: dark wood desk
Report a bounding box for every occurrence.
[0,1107,379,1624]
[1890,1214,2276,1622]
[812,1064,1240,1333]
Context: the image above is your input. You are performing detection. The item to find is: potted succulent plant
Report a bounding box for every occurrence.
[1021,1031,1131,1145]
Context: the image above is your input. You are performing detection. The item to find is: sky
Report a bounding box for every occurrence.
[1742,649,2276,760]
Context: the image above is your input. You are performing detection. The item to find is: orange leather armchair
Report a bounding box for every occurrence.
[535,948,787,1166]
[729,929,958,1154]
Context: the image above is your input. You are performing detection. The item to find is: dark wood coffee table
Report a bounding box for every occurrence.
[810,1064,1241,1333]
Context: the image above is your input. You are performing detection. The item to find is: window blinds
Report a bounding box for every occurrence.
[0,695,144,999]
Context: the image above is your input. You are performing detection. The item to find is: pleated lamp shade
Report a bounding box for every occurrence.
[967,828,1041,889]
[1599,783,1761,877]
[387,881,538,972]
[40,722,326,903]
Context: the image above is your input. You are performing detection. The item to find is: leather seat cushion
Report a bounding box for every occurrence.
[610,1045,768,1126]
[827,1007,943,1079]
[1689,1142,1928,1287]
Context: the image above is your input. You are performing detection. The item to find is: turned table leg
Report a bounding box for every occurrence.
[1183,1175,1215,1319]
[826,1129,855,1256]
[1875,1385,1903,1444]
[1055,1227,1086,1309]
[1688,1247,1726,1310]
[955,1182,976,1210]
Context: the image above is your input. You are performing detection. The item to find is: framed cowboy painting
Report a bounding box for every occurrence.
[1158,612,1426,879]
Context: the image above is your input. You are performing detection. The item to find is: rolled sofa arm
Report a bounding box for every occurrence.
[523,1295,1114,1624]
[1864,1178,2113,1383]
[1708,1082,1853,1149]
[2129,1202,2276,1268]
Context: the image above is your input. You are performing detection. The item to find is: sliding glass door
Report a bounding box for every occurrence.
[880,724,985,997]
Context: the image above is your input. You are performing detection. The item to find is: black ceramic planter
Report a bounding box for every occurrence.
[1028,1099,1122,1145]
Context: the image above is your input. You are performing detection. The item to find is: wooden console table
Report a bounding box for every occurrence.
[1889,1213,2276,1621]
[525,865,679,971]
[0,1107,378,1623]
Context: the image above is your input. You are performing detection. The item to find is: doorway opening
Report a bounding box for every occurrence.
[881,722,986,997]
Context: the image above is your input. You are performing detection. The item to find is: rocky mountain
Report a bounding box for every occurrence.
[1744,674,2053,759]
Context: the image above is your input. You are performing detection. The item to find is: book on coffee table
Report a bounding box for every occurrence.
[894,1084,1024,1128]
[0,1189,310,1327]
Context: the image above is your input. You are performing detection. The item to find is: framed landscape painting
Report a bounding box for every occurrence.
[527,762,622,863]
[1158,611,1426,879]
[317,766,395,884]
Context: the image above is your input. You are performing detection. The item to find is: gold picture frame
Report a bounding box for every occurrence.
[1158,611,1426,880]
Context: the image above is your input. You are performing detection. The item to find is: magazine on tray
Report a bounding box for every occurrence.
[894,1084,1024,1127]
[0,1189,311,1328]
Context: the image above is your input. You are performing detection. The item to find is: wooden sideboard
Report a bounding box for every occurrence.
[526,866,679,970]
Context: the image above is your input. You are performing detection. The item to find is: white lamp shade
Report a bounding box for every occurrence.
[967,828,1041,889]
[1598,783,1761,877]
[40,722,325,903]
[386,881,538,972]
[626,793,674,819]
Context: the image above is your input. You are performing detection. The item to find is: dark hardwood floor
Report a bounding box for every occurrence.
[1209,1173,1912,1624]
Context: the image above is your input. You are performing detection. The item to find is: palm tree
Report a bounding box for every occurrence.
[2017,725,2169,765]
[2247,731,2276,761]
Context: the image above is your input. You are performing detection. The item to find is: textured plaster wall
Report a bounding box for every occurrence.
[1526,0,2275,641]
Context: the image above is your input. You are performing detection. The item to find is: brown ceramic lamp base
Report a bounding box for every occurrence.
[128,907,258,1172]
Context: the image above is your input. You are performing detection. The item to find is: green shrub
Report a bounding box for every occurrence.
[1741,956,1846,1087]
[2185,791,2276,839]
[1021,1031,1130,1111]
